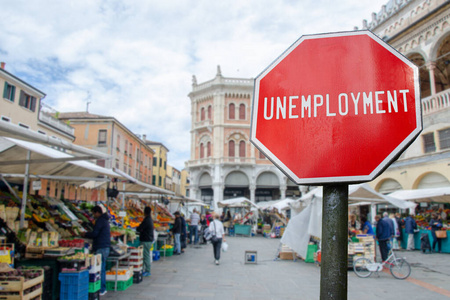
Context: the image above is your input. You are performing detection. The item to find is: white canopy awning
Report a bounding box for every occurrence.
[388,187,450,203]
[0,136,120,183]
[218,197,259,208]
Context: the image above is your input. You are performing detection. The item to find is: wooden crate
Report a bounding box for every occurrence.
[0,269,44,300]
[279,251,295,260]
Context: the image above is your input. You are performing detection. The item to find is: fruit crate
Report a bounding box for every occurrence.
[88,280,100,293]
[88,254,102,275]
[58,270,89,300]
[88,291,99,300]
[0,269,44,292]
[106,276,133,291]
[106,266,132,281]
[133,270,143,284]
[128,246,143,258]
[89,272,100,283]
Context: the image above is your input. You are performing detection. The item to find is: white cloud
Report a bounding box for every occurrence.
[0,0,388,169]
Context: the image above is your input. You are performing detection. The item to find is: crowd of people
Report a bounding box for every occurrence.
[349,211,446,263]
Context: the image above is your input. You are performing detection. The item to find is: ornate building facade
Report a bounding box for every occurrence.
[186,67,301,210]
[361,0,450,194]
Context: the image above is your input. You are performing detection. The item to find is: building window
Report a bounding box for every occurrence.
[200,143,204,159]
[239,140,246,157]
[124,165,127,173]
[207,105,212,119]
[152,175,156,185]
[164,161,166,170]
[3,82,15,102]
[159,176,162,186]
[159,158,162,167]
[19,91,36,112]
[98,129,107,145]
[259,150,266,159]
[201,107,205,121]
[116,135,120,151]
[228,140,235,157]
[207,141,211,157]
[438,128,450,150]
[124,140,128,154]
[153,157,157,166]
[129,143,133,157]
[423,133,436,153]
[228,103,235,119]
[239,104,245,120]
[115,159,119,169]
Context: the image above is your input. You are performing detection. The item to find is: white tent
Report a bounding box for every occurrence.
[258,198,297,216]
[217,197,259,208]
[388,187,450,203]
[281,183,416,259]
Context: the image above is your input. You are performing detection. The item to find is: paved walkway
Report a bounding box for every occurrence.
[103,236,450,300]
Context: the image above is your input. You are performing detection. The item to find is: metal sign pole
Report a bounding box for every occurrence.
[320,184,349,300]
[20,150,31,229]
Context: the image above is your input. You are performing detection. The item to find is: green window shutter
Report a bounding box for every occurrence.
[11,86,15,101]
[3,82,7,99]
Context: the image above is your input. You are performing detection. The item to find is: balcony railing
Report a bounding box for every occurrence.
[38,112,75,136]
[187,157,256,167]
[422,89,450,115]
[194,119,213,129]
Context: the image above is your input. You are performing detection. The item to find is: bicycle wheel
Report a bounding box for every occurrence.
[390,258,411,279]
[353,257,373,278]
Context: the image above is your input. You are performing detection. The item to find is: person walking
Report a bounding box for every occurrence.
[395,213,405,249]
[199,214,208,244]
[375,215,391,262]
[404,214,417,250]
[188,209,200,245]
[83,206,110,296]
[137,206,154,277]
[208,212,225,265]
[172,212,182,255]
[430,213,443,253]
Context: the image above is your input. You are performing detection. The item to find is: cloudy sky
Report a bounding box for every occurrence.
[0,0,388,170]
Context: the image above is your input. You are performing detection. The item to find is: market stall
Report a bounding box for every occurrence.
[218,197,259,236]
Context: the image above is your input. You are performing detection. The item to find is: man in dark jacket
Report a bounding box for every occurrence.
[375,214,391,262]
[172,212,182,255]
[84,206,110,296]
[137,206,154,277]
[405,214,417,250]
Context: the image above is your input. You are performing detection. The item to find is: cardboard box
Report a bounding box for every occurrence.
[279,251,295,260]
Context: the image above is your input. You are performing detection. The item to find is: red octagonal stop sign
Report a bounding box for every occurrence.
[250,30,422,185]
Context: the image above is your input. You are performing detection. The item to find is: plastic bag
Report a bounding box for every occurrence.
[222,242,228,252]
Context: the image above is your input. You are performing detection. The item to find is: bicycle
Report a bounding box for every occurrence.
[353,248,411,279]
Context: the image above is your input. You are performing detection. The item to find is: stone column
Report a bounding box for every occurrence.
[212,182,223,211]
[250,184,256,203]
[190,184,199,201]
[426,62,437,96]
[280,184,287,200]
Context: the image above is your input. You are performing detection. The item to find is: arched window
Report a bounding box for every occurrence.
[239,140,246,157]
[228,140,235,157]
[200,143,204,159]
[228,103,235,119]
[207,105,212,119]
[207,142,211,157]
[239,104,245,120]
[201,107,205,121]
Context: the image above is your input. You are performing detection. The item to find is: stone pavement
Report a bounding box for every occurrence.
[103,236,450,300]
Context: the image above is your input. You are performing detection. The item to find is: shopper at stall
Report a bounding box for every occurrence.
[348,214,360,231]
[208,212,225,265]
[430,213,443,253]
[405,214,417,251]
[172,211,182,255]
[199,214,208,244]
[389,213,400,249]
[180,213,187,253]
[360,216,374,235]
[137,206,154,277]
[188,209,200,245]
[375,215,391,262]
[395,213,405,249]
[83,205,110,296]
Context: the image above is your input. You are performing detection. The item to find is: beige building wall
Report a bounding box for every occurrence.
[361,0,450,195]
[146,141,169,189]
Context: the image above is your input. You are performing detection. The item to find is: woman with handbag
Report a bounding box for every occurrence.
[430,213,443,253]
[208,212,225,265]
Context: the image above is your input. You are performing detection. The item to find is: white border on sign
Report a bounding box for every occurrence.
[250,30,422,185]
